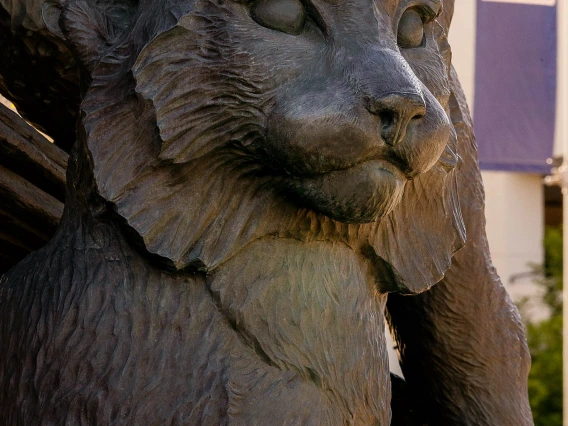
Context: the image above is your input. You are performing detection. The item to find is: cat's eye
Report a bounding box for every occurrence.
[397,9,425,49]
[251,0,306,35]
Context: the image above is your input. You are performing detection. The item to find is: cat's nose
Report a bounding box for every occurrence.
[365,93,426,147]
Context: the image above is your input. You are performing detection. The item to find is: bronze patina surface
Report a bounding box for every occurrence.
[0,1,533,424]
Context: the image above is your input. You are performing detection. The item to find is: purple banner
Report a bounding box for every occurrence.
[474,0,557,174]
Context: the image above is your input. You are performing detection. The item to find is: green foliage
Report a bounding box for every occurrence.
[523,226,563,426]
[527,314,562,426]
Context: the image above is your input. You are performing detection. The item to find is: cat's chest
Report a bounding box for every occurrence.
[208,237,390,411]
[209,237,383,328]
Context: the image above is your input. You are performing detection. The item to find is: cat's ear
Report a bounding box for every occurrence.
[42,0,66,39]
[61,0,119,75]
[43,0,134,76]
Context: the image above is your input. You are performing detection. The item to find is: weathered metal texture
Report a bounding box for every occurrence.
[0,0,533,425]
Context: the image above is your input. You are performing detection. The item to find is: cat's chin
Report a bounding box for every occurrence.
[289,160,407,224]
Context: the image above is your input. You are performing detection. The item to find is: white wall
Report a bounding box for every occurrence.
[482,171,546,319]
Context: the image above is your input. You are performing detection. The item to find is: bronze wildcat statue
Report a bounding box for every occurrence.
[0,0,533,424]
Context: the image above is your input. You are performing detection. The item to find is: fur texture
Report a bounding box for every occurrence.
[0,0,532,424]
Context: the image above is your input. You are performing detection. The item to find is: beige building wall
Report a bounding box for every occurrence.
[448,0,477,109]
[483,172,546,318]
